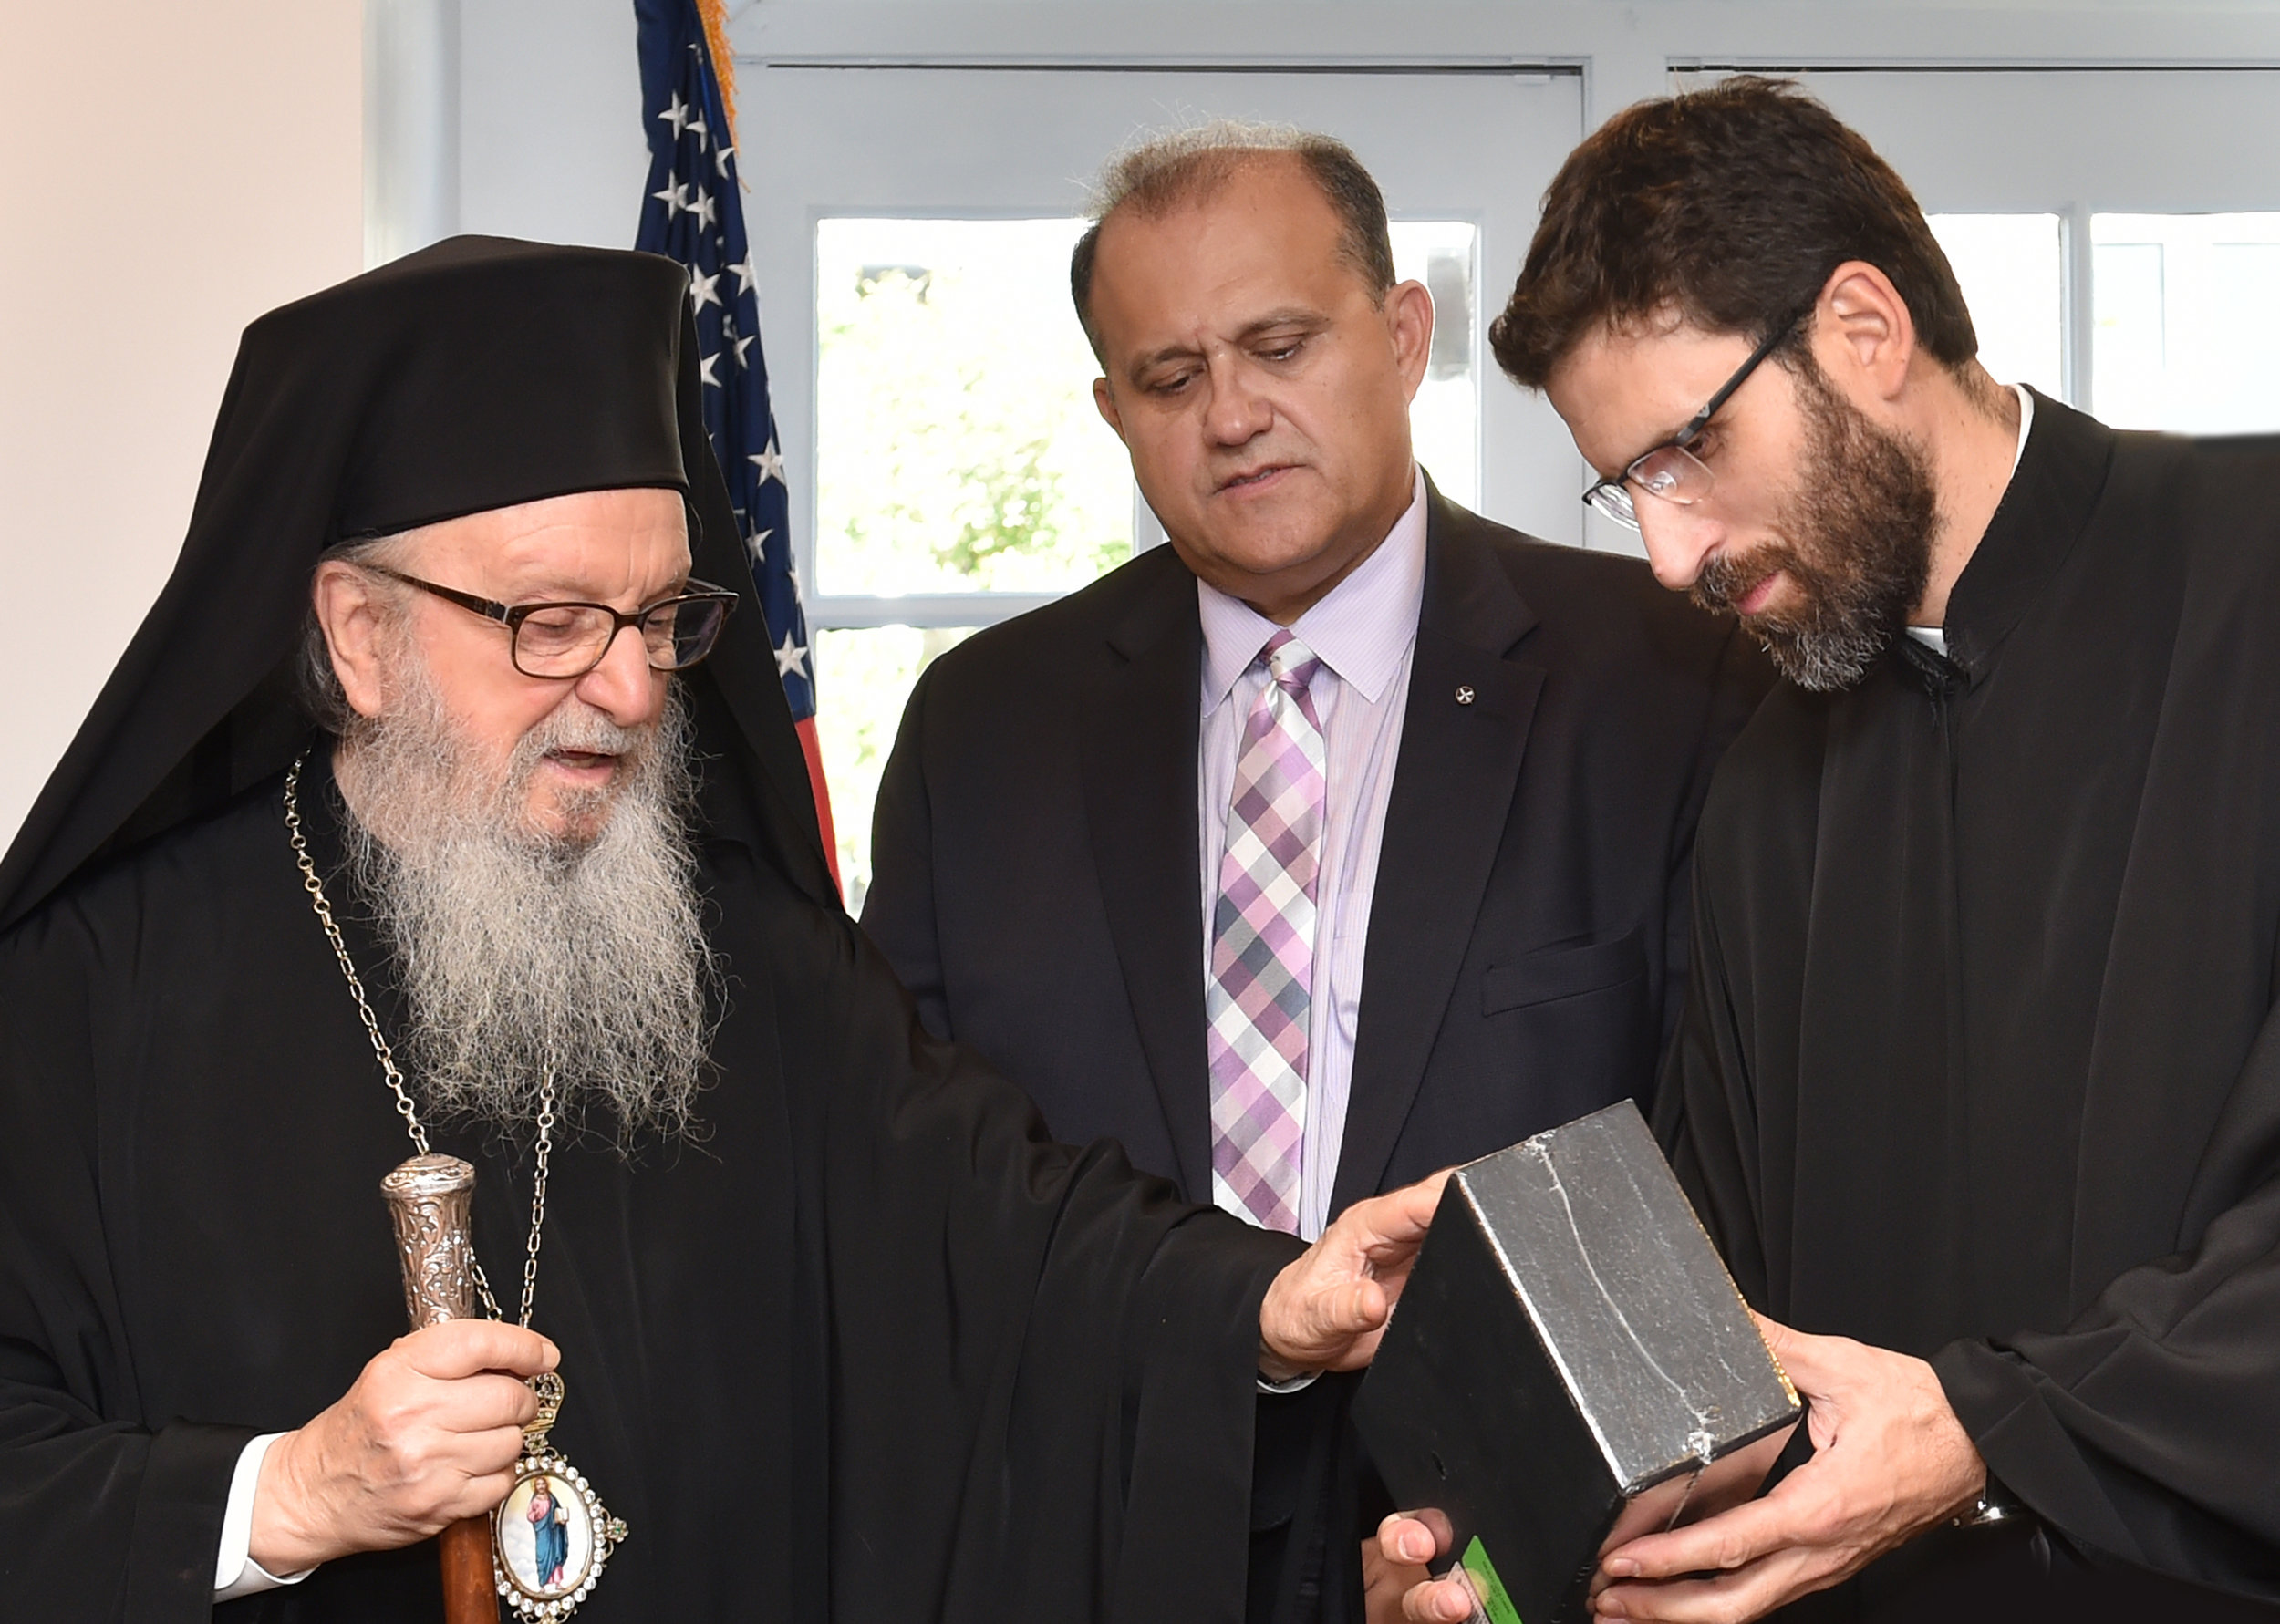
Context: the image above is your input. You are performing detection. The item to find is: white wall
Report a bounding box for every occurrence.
[0,0,363,850]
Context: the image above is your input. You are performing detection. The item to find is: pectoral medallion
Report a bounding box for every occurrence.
[492,1372,629,1619]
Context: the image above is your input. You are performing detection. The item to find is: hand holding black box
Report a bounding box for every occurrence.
[1353,1102,1799,1624]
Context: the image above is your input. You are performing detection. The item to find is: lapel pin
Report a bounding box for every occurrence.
[1455,685,1476,706]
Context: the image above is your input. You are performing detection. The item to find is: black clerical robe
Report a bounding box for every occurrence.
[0,754,1301,1622]
[1660,394,2280,1609]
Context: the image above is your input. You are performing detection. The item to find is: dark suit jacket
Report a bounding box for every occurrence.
[860,490,1774,1620]
[864,490,1770,1206]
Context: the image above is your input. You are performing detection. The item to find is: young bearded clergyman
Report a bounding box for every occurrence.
[1385,77,2280,1624]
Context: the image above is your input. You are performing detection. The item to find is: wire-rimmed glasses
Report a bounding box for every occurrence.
[1580,304,1813,531]
[368,565,740,678]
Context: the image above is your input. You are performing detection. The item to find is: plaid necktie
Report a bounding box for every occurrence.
[1208,630,1327,1233]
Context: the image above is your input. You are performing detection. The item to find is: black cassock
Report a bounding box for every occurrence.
[1661,394,2280,1612]
[0,750,1293,1623]
[0,237,1301,1622]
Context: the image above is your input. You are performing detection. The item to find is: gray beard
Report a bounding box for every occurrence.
[336,663,718,1146]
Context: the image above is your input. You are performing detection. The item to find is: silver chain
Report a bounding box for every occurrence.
[285,754,551,1329]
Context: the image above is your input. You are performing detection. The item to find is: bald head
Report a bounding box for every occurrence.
[1071,123,1395,361]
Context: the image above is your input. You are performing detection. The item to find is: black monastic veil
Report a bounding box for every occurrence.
[0,236,1301,1621]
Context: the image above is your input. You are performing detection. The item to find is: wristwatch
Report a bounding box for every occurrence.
[1954,1474,2025,1527]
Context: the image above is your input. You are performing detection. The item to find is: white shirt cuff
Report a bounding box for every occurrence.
[1257,1371,1319,1395]
[214,1433,319,1600]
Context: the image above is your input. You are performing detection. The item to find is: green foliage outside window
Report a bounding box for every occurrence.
[812,221,1135,901]
[816,248,1132,598]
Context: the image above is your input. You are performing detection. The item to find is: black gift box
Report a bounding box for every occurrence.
[1352,1101,1798,1624]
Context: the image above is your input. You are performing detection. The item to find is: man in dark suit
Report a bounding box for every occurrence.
[860,124,1772,1621]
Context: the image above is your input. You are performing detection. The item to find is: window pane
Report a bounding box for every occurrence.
[814,625,980,911]
[2094,213,2280,432]
[1926,213,2064,399]
[1391,221,1480,510]
[815,219,1132,597]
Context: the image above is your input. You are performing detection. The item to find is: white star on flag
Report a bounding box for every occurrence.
[639,23,826,789]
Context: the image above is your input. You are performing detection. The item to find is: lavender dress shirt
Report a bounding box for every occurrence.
[1197,471,1429,1241]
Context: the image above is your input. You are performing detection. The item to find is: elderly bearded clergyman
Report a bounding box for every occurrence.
[0,236,1440,1623]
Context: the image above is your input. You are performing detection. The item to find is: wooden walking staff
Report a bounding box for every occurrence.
[381,1154,501,1624]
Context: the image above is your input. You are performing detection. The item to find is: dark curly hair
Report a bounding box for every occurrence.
[1490,77,1976,389]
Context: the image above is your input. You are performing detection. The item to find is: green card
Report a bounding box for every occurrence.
[1458,1535,1525,1624]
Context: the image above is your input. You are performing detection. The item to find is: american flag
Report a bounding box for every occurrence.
[635,0,839,887]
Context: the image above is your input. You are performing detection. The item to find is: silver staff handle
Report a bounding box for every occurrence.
[379,1153,496,1624]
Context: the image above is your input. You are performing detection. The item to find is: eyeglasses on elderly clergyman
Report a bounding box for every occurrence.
[366,565,740,678]
[1580,302,1816,532]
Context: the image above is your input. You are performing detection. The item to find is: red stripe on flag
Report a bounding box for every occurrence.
[793,715,842,896]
